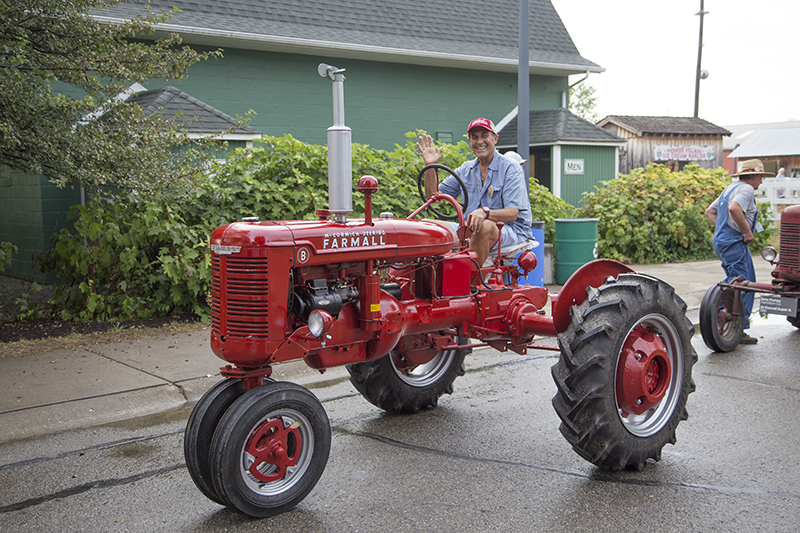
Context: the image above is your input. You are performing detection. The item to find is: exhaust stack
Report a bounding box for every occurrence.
[318,63,352,223]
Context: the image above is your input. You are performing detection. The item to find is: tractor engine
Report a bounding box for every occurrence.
[209,199,552,373]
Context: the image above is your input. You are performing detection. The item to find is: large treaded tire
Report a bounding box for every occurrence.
[699,284,744,352]
[551,274,697,471]
[347,336,470,413]
[787,313,800,329]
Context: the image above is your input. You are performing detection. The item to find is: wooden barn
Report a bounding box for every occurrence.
[597,116,730,174]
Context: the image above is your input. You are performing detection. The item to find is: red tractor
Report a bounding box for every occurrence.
[700,204,800,351]
[183,65,698,517]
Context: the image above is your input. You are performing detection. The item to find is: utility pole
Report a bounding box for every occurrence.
[518,0,530,178]
[693,0,707,118]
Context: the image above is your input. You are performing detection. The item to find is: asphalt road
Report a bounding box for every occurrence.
[1,314,798,532]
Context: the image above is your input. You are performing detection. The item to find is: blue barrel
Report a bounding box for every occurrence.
[555,218,599,285]
[517,221,545,287]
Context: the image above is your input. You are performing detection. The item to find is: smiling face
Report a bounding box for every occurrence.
[468,127,498,160]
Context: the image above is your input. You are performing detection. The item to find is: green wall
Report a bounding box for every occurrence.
[0,165,81,281]
[559,145,617,207]
[164,47,567,151]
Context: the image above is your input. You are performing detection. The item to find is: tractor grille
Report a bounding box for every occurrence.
[211,255,271,338]
[780,219,800,271]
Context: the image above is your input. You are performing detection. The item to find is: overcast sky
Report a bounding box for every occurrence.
[549,0,800,127]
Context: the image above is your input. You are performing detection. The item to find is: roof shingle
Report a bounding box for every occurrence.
[498,108,624,145]
[598,116,730,137]
[127,86,261,135]
[92,0,600,73]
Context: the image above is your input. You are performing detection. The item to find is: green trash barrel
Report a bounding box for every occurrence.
[554,218,599,284]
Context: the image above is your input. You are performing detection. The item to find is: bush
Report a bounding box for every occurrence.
[574,163,776,264]
[39,133,570,321]
[0,241,16,273]
[41,199,212,321]
[528,180,573,243]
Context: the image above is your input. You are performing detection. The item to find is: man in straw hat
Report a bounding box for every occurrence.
[705,159,773,344]
[417,118,532,266]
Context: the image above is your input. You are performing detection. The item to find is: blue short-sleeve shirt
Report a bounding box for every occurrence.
[439,151,533,242]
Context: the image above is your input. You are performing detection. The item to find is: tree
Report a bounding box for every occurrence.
[0,0,230,195]
[568,81,599,123]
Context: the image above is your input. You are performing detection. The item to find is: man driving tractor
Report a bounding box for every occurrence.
[417,118,532,266]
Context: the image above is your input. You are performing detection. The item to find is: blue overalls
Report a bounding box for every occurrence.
[713,183,757,328]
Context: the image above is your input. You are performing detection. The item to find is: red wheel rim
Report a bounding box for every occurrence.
[616,325,672,417]
[246,418,302,483]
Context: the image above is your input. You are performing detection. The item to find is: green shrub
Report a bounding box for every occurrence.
[528,180,573,243]
[42,198,212,321]
[574,163,776,264]
[40,133,570,321]
[0,241,16,273]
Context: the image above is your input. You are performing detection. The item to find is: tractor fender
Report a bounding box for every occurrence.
[551,259,635,333]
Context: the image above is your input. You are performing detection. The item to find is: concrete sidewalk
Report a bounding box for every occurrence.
[0,257,776,442]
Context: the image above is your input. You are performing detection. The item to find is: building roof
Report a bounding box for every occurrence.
[728,127,800,158]
[723,120,800,151]
[597,116,731,137]
[127,86,261,137]
[92,0,601,75]
[496,108,625,146]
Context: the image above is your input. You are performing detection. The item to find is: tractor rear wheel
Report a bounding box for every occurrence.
[209,381,330,517]
[551,274,697,471]
[347,336,469,413]
[699,284,744,352]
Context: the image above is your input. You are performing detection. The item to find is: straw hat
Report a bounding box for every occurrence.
[731,159,774,177]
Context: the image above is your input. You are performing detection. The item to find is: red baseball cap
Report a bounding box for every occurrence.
[467,117,497,134]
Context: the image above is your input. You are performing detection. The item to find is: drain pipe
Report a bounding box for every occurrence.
[318,63,352,223]
[561,71,590,109]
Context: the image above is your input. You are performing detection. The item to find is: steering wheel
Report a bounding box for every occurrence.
[416,164,469,220]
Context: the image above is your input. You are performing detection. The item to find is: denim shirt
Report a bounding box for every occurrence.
[439,151,532,240]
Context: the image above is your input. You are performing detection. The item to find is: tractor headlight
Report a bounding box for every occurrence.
[308,310,335,338]
[761,246,778,264]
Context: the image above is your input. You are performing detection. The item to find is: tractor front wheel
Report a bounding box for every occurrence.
[209,381,331,517]
[699,284,744,352]
[347,336,469,413]
[184,377,245,505]
[551,274,697,470]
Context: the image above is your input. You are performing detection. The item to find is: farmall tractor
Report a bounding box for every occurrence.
[184,65,698,517]
[700,204,800,351]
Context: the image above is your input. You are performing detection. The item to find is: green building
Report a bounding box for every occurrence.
[3,0,625,280]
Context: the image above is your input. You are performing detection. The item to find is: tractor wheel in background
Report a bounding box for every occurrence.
[184,377,245,505]
[347,336,470,414]
[788,312,800,329]
[209,381,331,517]
[551,273,697,471]
[699,284,744,352]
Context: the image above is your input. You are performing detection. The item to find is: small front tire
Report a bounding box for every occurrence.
[184,377,245,505]
[209,381,331,517]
